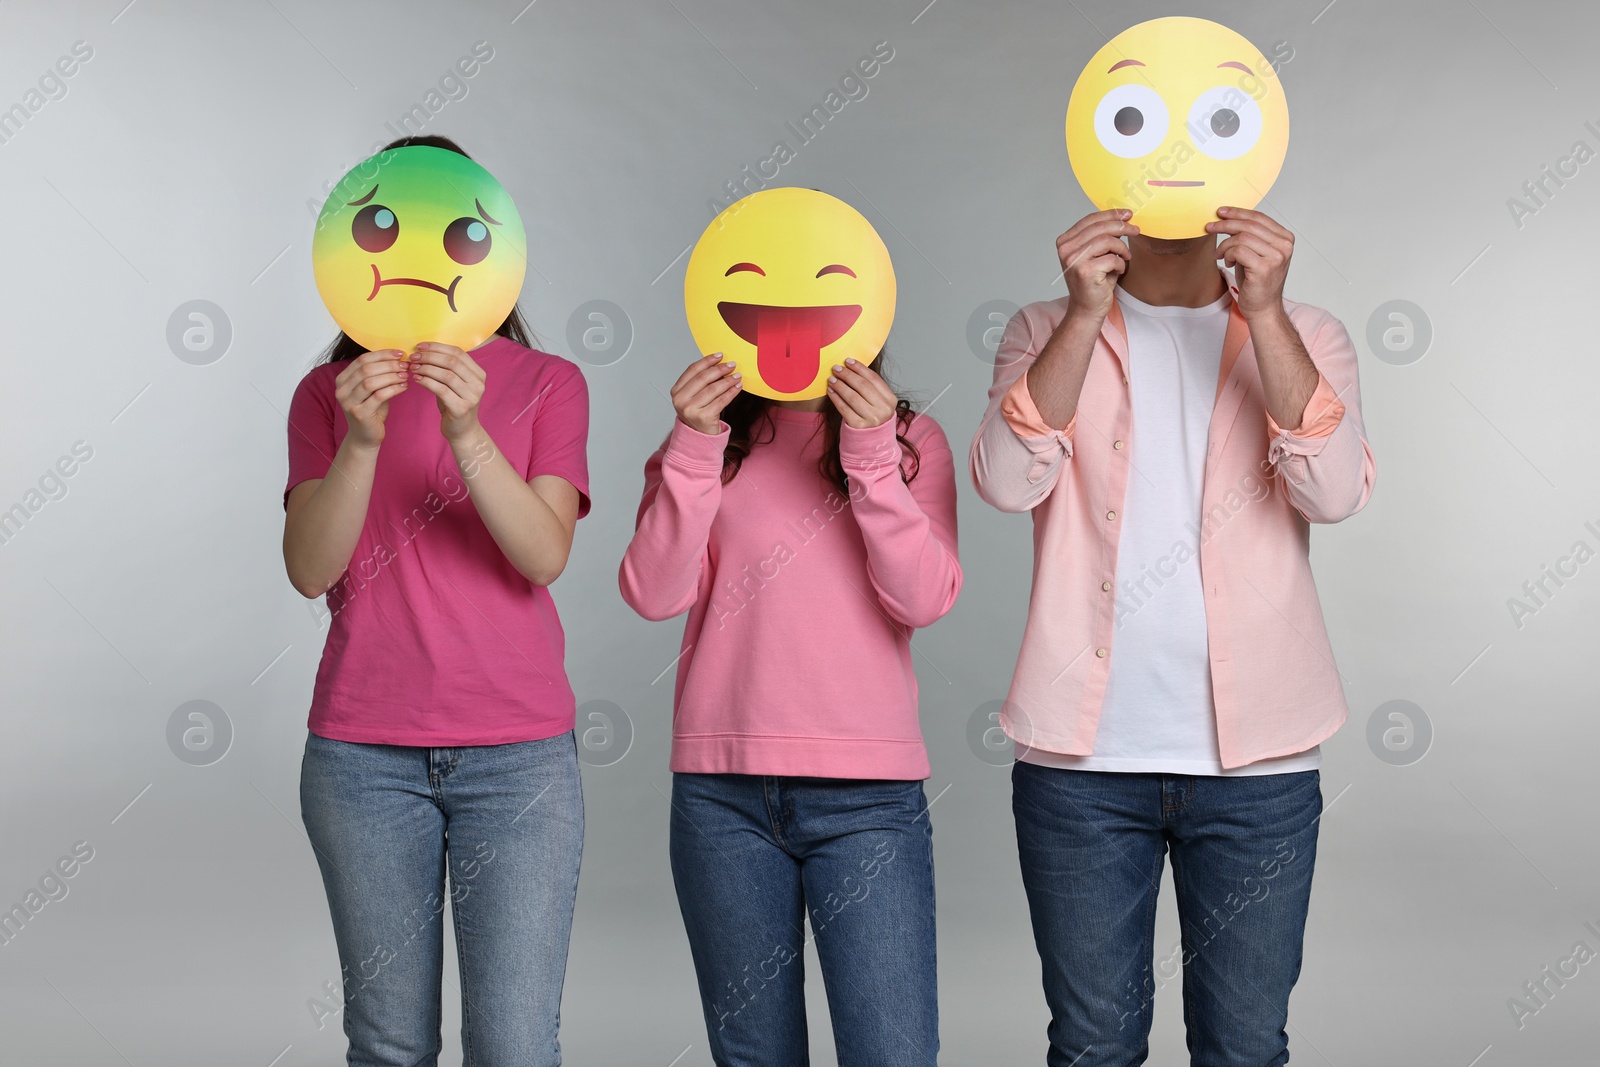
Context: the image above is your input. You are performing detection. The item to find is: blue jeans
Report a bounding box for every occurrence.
[669,774,938,1067]
[1012,763,1321,1067]
[300,731,584,1067]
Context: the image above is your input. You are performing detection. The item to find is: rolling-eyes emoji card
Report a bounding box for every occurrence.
[1065,17,1289,239]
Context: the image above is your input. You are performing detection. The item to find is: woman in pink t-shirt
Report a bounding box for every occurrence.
[620,337,962,1062]
[282,136,589,1065]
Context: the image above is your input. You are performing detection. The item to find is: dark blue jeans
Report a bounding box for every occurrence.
[300,731,584,1067]
[669,773,938,1067]
[1012,763,1321,1067]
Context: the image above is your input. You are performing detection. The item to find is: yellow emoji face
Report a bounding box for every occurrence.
[312,146,526,353]
[1065,17,1289,239]
[684,188,895,400]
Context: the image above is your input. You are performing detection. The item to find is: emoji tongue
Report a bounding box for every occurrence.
[756,308,824,394]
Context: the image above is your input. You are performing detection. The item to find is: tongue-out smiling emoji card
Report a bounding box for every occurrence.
[312,145,527,354]
[684,188,895,400]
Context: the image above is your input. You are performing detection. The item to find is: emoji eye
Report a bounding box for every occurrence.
[352,204,399,253]
[444,217,492,265]
[816,265,856,278]
[725,262,765,276]
[1187,87,1263,160]
[1093,84,1169,158]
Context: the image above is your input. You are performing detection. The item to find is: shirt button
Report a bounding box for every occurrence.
[1113,440,1123,450]
[1095,647,1107,658]
[1101,581,1112,591]
[1106,510,1116,520]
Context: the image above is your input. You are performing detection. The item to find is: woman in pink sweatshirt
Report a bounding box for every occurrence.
[620,345,961,1065]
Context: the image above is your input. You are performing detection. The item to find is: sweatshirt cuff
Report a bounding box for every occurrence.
[664,418,730,472]
[1001,370,1077,441]
[1266,373,1345,458]
[839,418,901,478]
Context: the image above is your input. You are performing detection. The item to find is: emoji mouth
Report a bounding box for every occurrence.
[368,264,462,311]
[1146,180,1205,187]
[718,302,862,394]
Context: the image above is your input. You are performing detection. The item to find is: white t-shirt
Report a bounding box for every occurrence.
[1020,287,1320,776]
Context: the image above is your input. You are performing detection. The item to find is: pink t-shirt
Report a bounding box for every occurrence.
[285,336,590,747]
[619,410,962,779]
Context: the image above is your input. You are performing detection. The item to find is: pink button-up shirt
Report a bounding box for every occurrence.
[970,281,1376,769]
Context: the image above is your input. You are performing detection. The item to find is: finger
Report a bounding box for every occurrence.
[410,372,467,412]
[1059,221,1139,259]
[414,342,468,360]
[673,368,737,412]
[409,361,477,397]
[339,370,408,408]
[1208,226,1290,262]
[671,354,735,397]
[698,376,743,412]
[687,381,743,427]
[1215,233,1277,265]
[833,357,876,387]
[1206,216,1292,252]
[413,343,484,382]
[825,386,864,427]
[337,353,405,387]
[1062,245,1129,283]
[1216,206,1288,238]
[825,377,874,426]
[826,372,874,419]
[680,368,742,412]
[356,348,406,365]
[1218,240,1270,272]
[1061,212,1139,237]
[357,370,410,395]
[669,355,714,396]
[1073,251,1129,280]
[350,381,408,419]
[367,360,410,379]
[411,352,485,396]
[1063,235,1133,273]
[838,360,897,409]
[1059,209,1135,246]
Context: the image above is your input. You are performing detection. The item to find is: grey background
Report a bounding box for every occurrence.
[2,0,1597,1063]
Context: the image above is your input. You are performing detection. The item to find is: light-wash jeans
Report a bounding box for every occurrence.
[300,730,583,1067]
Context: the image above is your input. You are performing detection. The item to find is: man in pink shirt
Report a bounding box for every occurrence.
[971,206,1375,1066]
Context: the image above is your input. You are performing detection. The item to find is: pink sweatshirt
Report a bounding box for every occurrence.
[619,408,961,779]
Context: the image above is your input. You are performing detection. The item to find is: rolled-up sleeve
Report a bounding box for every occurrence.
[970,307,1075,513]
[1264,315,1376,523]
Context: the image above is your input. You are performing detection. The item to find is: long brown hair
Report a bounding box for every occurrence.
[720,353,922,496]
[318,134,534,363]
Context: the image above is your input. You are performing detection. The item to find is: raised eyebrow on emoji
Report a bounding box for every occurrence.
[474,198,502,226]
[1105,59,1255,75]
[349,185,379,206]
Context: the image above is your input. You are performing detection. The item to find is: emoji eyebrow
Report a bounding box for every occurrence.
[474,199,502,226]
[816,265,856,278]
[348,185,378,206]
[1107,59,1144,72]
[726,262,765,276]
[1218,61,1253,74]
